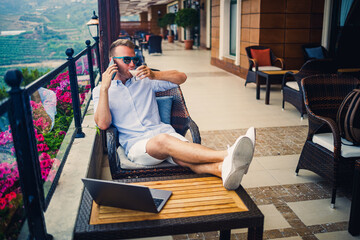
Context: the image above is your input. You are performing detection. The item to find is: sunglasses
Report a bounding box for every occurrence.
[113,56,140,65]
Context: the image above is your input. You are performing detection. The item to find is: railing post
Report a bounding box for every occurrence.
[94,36,102,80]
[86,40,95,92]
[66,48,85,138]
[5,70,53,240]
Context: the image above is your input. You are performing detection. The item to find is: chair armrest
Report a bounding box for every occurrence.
[282,71,296,89]
[307,113,342,158]
[105,126,121,178]
[274,58,284,69]
[248,58,258,71]
[188,117,201,144]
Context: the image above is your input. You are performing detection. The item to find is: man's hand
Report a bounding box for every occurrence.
[136,65,155,80]
[101,63,118,91]
[132,65,187,85]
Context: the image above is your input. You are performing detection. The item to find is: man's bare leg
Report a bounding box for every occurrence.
[173,159,222,177]
[146,127,256,190]
[146,133,227,164]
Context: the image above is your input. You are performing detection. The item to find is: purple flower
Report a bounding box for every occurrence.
[59,131,66,136]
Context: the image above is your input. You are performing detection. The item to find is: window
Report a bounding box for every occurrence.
[229,0,237,56]
[219,0,241,64]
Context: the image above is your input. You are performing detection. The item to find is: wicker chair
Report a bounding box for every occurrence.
[245,46,284,86]
[148,35,162,55]
[104,86,200,179]
[296,74,360,208]
[282,59,338,118]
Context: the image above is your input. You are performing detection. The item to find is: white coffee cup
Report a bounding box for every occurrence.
[129,69,140,81]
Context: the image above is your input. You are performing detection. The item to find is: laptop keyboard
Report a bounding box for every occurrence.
[153,198,164,208]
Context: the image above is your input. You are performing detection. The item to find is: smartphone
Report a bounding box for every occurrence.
[108,57,117,80]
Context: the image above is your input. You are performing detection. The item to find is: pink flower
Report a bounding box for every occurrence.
[37,143,49,152]
[40,159,51,168]
[0,198,6,210]
[36,134,44,142]
[5,192,16,202]
[39,152,51,161]
[41,168,50,180]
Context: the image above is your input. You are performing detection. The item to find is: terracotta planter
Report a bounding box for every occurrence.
[184,40,194,50]
[168,35,174,43]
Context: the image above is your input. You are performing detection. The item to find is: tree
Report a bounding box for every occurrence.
[162,13,176,37]
[175,8,199,40]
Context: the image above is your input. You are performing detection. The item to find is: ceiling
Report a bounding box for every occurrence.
[119,0,172,16]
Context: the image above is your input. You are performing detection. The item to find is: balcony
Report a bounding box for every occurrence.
[1,41,354,240]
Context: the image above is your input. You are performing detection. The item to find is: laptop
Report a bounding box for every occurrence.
[82,178,172,213]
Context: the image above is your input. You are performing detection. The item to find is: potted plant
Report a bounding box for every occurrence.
[157,17,167,39]
[175,8,199,50]
[162,13,176,43]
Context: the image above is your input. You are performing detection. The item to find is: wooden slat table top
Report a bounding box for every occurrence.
[90,177,249,225]
[338,68,360,73]
[260,70,299,75]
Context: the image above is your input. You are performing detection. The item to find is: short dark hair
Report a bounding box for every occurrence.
[109,39,135,57]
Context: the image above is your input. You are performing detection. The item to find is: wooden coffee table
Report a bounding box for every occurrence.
[256,70,299,104]
[74,175,264,240]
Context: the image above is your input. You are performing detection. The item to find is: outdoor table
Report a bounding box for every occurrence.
[349,159,360,236]
[256,70,299,105]
[73,175,264,240]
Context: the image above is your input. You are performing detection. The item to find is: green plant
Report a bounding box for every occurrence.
[162,13,176,36]
[175,8,199,40]
[157,17,167,28]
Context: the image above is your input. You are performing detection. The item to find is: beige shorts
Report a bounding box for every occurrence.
[127,132,189,166]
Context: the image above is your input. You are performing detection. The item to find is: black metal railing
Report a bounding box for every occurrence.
[0,39,100,239]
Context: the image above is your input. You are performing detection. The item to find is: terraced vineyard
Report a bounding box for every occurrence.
[0,36,86,66]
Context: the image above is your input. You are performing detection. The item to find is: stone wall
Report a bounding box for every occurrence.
[148,4,167,35]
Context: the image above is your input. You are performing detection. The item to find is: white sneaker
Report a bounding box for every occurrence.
[222,127,256,190]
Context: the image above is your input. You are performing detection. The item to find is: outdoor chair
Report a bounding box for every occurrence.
[245,46,284,86]
[134,46,145,67]
[148,35,163,55]
[302,43,329,62]
[282,59,338,118]
[296,74,360,208]
[104,86,200,179]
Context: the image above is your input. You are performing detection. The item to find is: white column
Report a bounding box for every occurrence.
[219,0,225,59]
[235,0,242,65]
[322,0,333,49]
[206,0,211,48]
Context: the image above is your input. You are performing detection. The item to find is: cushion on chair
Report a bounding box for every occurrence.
[285,81,300,91]
[156,96,173,124]
[313,133,360,158]
[252,66,282,72]
[117,145,176,169]
[305,47,325,59]
[250,48,272,66]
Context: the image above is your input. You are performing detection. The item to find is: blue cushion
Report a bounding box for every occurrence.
[156,96,173,124]
[305,47,325,59]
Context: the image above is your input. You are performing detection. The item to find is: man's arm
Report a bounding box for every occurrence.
[136,65,187,85]
[94,64,118,130]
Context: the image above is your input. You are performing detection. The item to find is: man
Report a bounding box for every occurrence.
[93,39,255,190]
